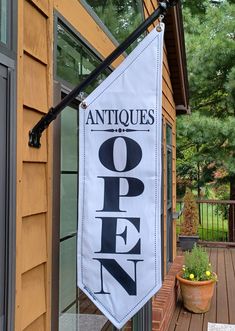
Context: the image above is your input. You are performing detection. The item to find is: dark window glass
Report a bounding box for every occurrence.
[166,124,172,146]
[166,124,173,268]
[0,63,7,330]
[56,22,114,330]
[56,22,110,93]
[166,125,172,206]
[84,0,144,52]
[0,0,7,44]
[167,149,172,206]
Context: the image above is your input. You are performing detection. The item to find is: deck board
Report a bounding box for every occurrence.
[225,249,235,324]
[169,247,235,331]
[203,248,217,331]
[217,249,229,323]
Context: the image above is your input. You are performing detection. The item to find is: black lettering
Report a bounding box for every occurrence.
[85,110,95,124]
[99,136,142,172]
[119,109,129,127]
[95,110,105,124]
[97,176,144,212]
[94,259,143,295]
[139,109,148,124]
[95,217,141,254]
[147,109,155,125]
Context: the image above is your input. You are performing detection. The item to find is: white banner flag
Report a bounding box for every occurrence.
[78,23,164,329]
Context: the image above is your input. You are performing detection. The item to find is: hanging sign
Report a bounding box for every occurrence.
[78,23,164,329]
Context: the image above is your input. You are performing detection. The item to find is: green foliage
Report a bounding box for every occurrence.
[180,189,199,235]
[177,1,235,199]
[86,0,144,51]
[177,113,235,196]
[182,245,217,281]
[183,1,235,117]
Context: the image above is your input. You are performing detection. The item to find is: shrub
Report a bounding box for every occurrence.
[182,245,217,281]
[180,188,199,236]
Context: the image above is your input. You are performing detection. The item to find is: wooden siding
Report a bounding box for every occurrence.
[16,0,53,330]
[16,0,125,330]
[16,0,178,329]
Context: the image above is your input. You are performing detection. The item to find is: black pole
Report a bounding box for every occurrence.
[29,0,179,148]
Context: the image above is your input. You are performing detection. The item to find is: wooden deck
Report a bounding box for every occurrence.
[168,247,235,331]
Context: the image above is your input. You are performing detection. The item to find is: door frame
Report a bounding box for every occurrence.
[0,53,16,331]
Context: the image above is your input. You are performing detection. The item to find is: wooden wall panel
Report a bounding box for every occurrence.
[23,54,48,112]
[21,265,46,330]
[163,66,173,93]
[23,0,48,64]
[24,314,45,331]
[22,162,47,217]
[23,108,47,162]
[22,214,47,273]
[30,0,49,16]
[163,49,170,74]
[162,97,175,123]
[162,33,177,274]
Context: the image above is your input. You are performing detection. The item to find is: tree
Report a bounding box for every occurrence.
[183,0,235,117]
[177,0,235,239]
[85,0,143,47]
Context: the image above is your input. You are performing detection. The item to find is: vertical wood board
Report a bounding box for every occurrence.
[21,264,47,330]
[23,0,48,63]
[23,54,48,112]
[23,314,45,331]
[22,213,47,274]
[22,162,47,217]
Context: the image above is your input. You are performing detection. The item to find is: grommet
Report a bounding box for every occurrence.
[81,101,88,109]
[156,14,164,32]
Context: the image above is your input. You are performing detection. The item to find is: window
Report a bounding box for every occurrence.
[0,0,7,44]
[83,0,145,52]
[166,124,173,269]
[54,17,151,331]
[54,20,112,331]
[166,125,172,207]
[59,105,78,328]
[56,22,110,93]
[0,64,7,331]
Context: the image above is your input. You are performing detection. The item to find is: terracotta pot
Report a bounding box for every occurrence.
[176,272,216,313]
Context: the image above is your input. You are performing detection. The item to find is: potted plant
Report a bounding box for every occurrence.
[179,188,199,251]
[176,245,217,313]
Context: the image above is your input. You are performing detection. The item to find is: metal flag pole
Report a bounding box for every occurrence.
[28,0,179,148]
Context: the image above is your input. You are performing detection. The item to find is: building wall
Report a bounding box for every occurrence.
[15,0,177,330]
[16,0,53,329]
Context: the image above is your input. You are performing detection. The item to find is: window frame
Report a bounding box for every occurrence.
[0,0,17,59]
[52,11,153,331]
[0,1,17,330]
[52,13,112,330]
[166,123,173,270]
[54,13,112,93]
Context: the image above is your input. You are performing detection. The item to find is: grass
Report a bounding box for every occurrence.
[176,202,228,241]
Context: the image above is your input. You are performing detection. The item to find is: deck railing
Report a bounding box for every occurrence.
[176,200,235,242]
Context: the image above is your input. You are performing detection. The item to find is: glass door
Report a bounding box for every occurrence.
[53,17,112,331]
[0,63,7,330]
[166,124,173,271]
[59,105,79,330]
